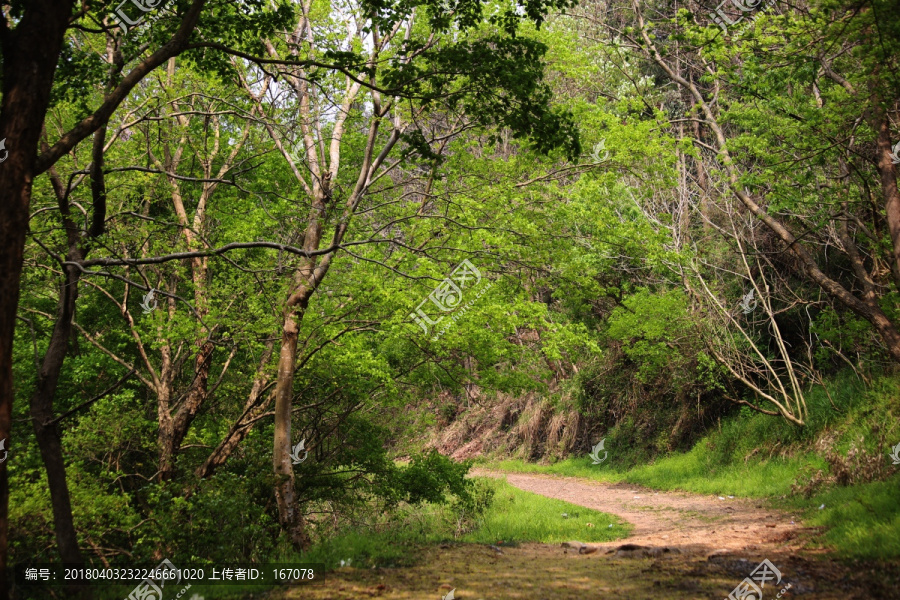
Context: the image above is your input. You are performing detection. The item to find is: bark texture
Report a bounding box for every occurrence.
[0,1,78,594]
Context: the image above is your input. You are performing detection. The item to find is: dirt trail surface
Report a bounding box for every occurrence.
[479,470,800,555]
[285,471,898,599]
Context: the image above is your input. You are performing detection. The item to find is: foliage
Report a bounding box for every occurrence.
[9,0,900,576]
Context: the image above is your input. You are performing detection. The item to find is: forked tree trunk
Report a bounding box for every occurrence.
[270,176,331,549]
[28,121,110,571]
[158,341,214,480]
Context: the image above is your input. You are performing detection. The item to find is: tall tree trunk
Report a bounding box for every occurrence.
[271,174,332,549]
[272,311,311,549]
[29,258,85,568]
[28,117,111,572]
[0,1,77,594]
[691,105,712,232]
[28,121,111,573]
[158,252,214,478]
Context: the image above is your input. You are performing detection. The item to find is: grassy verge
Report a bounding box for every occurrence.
[488,449,819,498]
[482,371,900,559]
[300,477,628,570]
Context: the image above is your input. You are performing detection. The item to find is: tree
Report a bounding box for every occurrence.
[624,0,900,364]
[0,0,294,587]
[217,0,580,547]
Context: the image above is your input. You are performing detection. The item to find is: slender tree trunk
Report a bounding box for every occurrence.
[28,118,110,572]
[195,391,273,479]
[29,259,85,567]
[0,1,77,594]
[272,311,311,549]
[158,253,214,478]
[873,114,900,291]
[271,164,331,549]
[691,108,712,231]
[196,341,274,479]
[156,379,176,479]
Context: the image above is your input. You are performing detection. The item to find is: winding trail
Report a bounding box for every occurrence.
[474,469,801,555]
[288,471,895,600]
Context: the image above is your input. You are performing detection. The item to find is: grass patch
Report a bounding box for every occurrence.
[492,448,820,497]
[300,477,627,570]
[782,474,900,559]
[459,477,628,545]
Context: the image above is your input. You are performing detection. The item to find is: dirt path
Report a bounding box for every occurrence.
[285,471,898,600]
[475,469,801,555]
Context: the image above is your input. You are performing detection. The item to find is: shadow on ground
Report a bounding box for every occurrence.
[281,542,900,599]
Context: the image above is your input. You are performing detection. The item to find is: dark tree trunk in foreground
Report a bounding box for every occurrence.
[0,1,78,595]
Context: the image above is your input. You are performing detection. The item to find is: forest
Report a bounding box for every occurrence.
[1,0,899,598]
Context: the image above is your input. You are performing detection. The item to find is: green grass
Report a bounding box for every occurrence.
[484,371,900,559]
[300,477,627,570]
[783,476,900,559]
[459,477,628,545]
[492,449,820,498]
